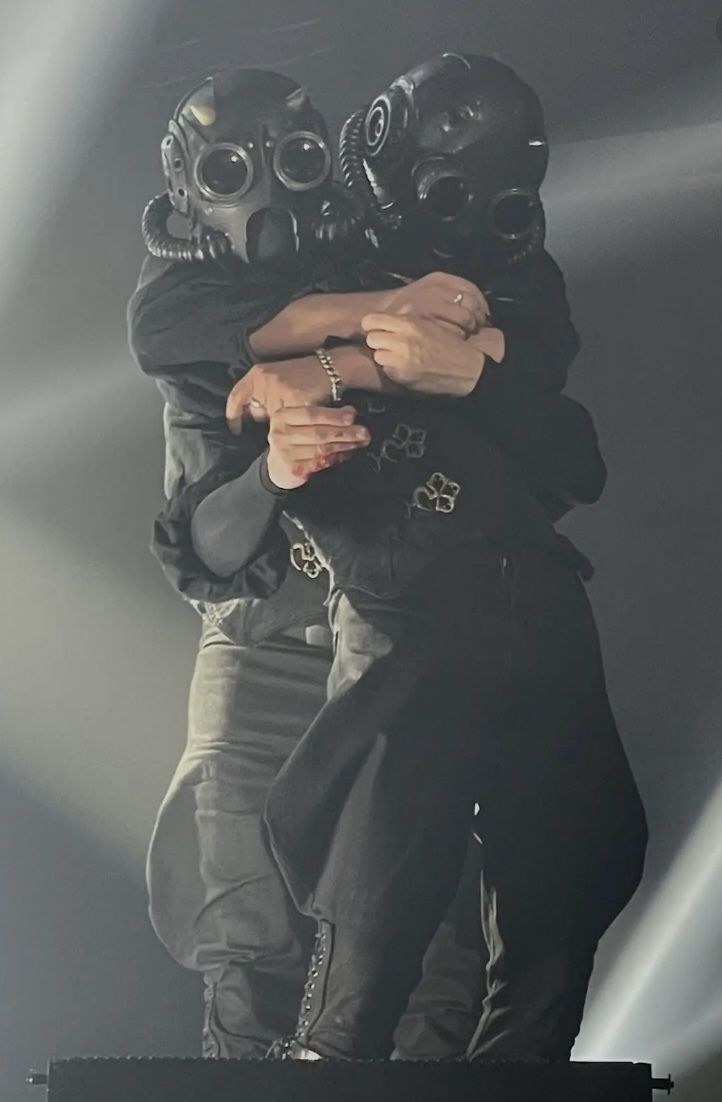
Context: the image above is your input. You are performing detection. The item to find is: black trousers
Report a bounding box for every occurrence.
[146,621,486,1058]
[265,543,648,1059]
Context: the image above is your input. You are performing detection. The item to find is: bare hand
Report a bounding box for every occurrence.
[266,405,370,490]
[379,272,490,336]
[362,313,486,397]
[467,325,506,365]
[226,357,331,434]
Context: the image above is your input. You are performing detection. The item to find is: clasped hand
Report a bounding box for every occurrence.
[362,313,487,397]
[223,271,493,489]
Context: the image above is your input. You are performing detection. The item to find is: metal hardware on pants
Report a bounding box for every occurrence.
[295,921,333,1047]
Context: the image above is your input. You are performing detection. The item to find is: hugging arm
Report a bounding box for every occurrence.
[462,250,604,508]
[129,257,304,601]
[129,249,603,593]
[129,258,372,595]
[148,388,293,602]
[480,249,581,392]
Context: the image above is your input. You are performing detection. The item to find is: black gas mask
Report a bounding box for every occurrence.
[340,53,549,269]
[142,68,362,268]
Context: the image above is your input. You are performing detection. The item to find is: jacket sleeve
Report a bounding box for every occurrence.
[127,257,310,603]
[189,452,289,579]
[127,255,300,383]
[461,367,607,511]
[149,386,292,603]
[483,249,581,393]
[465,247,605,508]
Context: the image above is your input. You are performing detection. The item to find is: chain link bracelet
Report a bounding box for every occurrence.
[314,347,344,406]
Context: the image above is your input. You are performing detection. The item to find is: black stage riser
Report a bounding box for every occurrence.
[30,1057,670,1102]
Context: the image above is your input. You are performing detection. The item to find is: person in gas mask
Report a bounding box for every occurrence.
[134,65,503,1060]
[340,51,549,273]
[128,55,643,1062]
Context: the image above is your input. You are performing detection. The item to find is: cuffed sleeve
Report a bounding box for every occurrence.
[189,453,289,580]
[152,460,291,603]
[145,383,292,604]
[258,451,289,497]
[126,257,320,605]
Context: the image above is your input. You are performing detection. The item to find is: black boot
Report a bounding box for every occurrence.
[266,1037,324,1060]
[267,921,334,1060]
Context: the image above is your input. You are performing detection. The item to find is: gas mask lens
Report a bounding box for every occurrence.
[489,189,538,240]
[424,176,471,220]
[197,144,253,200]
[415,163,472,222]
[274,132,331,191]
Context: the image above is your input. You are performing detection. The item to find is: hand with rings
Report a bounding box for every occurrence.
[378,272,490,336]
[361,312,489,397]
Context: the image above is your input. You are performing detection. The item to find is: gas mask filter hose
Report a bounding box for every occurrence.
[141,193,233,265]
[339,109,401,232]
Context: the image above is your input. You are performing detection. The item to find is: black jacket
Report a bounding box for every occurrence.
[128,251,604,641]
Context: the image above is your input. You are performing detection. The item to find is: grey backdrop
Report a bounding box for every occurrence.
[1,2,721,1099]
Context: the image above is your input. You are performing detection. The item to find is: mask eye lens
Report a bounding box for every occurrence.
[274,133,330,191]
[198,146,252,198]
[425,176,471,220]
[490,190,538,239]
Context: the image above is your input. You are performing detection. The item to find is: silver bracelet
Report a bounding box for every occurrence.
[314,346,344,406]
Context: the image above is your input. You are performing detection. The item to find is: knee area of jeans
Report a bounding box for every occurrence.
[190,769,270,817]
[166,751,256,792]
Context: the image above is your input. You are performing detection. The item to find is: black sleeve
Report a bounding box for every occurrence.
[189,453,288,579]
[128,255,301,383]
[483,250,581,392]
[460,247,604,509]
[127,257,313,603]
[130,252,598,563]
[461,365,607,511]
[149,385,292,603]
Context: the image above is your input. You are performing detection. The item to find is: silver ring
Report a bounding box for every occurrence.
[249,398,264,409]
[453,291,464,305]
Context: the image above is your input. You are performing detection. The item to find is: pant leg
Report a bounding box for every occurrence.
[393,833,486,1059]
[327,597,490,1061]
[146,619,331,1057]
[468,549,648,1061]
[267,544,647,1060]
[266,544,512,1058]
[394,552,648,1065]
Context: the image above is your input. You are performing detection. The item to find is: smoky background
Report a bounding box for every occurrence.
[0,2,720,1099]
